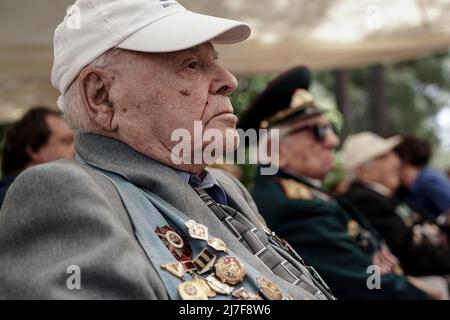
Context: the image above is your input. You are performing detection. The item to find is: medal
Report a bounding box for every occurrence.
[232,287,263,300]
[258,277,283,300]
[193,248,217,274]
[192,275,217,298]
[347,220,360,238]
[182,260,197,273]
[185,220,196,228]
[214,256,246,285]
[161,262,185,279]
[165,230,184,249]
[185,220,209,241]
[207,237,227,252]
[178,280,208,300]
[155,226,192,261]
[206,274,234,295]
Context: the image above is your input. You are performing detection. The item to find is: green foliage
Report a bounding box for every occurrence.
[314,51,450,139]
[230,73,277,117]
[231,51,450,189]
[230,74,276,189]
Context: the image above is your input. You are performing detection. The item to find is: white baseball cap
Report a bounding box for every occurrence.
[342,131,402,173]
[52,0,251,110]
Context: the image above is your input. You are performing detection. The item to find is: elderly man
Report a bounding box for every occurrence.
[242,66,440,299]
[341,132,450,284]
[0,107,75,207]
[0,0,332,300]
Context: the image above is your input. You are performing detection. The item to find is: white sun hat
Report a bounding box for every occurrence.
[342,131,402,173]
[51,0,251,110]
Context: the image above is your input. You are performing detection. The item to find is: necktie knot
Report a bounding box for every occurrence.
[188,174,202,188]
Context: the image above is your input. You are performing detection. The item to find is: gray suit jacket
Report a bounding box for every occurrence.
[0,132,319,299]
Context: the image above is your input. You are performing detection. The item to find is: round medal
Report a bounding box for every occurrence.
[214,256,246,285]
[178,280,208,300]
[165,230,184,249]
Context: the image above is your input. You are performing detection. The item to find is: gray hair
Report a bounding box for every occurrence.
[61,48,124,131]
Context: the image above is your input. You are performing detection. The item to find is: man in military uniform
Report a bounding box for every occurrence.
[239,66,442,299]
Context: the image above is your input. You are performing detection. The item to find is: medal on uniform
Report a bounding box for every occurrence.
[192,275,217,298]
[178,280,208,300]
[347,220,360,238]
[185,219,196,228]
[161,262,185,279]
[207,236,227,252]
[182,260,197,273]
[185,220,209,241]
[155,226,192,262]
[193,248,217,274]
[257,277,283,300]
[278,178,313,200]
[206,274,234,295]
[232,287,263,300]
[214,256,246,285]
[165,230,184,249]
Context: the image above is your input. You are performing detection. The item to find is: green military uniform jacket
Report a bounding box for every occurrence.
[251,170,428,300]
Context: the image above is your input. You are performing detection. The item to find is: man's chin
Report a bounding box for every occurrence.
[202,128,239,152]
[225,128,240,152]
[205,113,238,129]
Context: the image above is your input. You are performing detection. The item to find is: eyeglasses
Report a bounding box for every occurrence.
[286,123,336,142]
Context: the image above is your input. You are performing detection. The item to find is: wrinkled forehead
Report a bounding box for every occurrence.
[167,41,218,58]
[117,41,218,64]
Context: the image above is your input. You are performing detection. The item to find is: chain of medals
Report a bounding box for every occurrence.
[156,219,294,300]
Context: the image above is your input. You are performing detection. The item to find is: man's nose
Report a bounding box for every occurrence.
[324,129,340,148]
[209,66,238,96]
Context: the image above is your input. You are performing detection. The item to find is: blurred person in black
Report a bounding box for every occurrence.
[0,107,75,208]
[395,134,450,227]
[341,132,450,279]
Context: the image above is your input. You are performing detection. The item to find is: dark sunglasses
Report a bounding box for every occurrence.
[286,122,336,142]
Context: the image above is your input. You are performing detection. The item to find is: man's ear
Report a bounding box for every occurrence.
[278,141,288,168]
[79,68,118,132]
[26,146,42,165]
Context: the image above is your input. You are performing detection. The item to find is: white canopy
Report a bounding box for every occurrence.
[1,0,450,122]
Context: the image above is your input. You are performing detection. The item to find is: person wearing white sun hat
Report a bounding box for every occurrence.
[341,131,402,184]
[0,0,331,300]
[341,131,450,300]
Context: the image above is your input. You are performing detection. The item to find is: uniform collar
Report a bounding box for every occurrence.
[276,168,325,192]
[359,181,392,197]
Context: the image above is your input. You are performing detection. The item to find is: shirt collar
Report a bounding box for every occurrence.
[178,169,229,205]
[177,169,222,190]
[363,181,392,197]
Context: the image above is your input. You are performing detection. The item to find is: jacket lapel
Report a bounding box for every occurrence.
[75,133,274,274]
